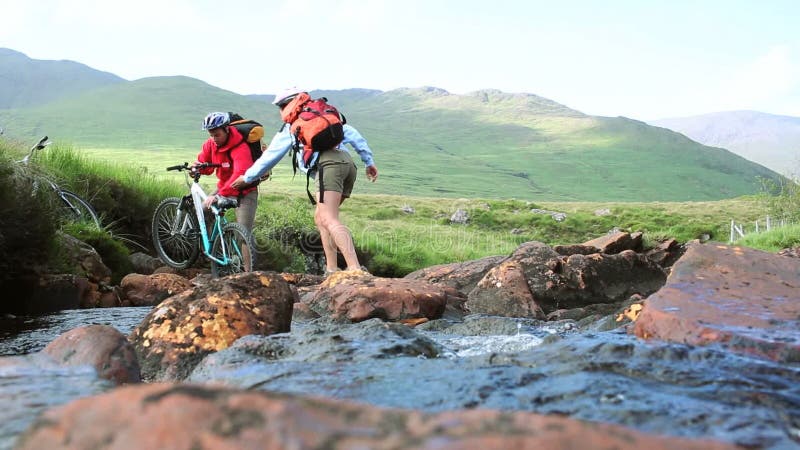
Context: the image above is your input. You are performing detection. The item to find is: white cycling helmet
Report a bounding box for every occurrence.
[272,86,305,106]
[202,111,230,131]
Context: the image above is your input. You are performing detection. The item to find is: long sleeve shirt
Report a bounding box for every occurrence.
[243,124,375,184]
[197,126,257,197]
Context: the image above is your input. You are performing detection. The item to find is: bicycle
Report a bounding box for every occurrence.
[151,162,255,276]
[19,136,101,227]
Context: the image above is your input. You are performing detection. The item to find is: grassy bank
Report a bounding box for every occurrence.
[7,140,795,277]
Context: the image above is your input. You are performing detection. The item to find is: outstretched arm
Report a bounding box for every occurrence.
[341,124,377,182]
[233,127,293,188]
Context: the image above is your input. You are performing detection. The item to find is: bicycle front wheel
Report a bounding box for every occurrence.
[211,222,255,277]
[152,197,200,269]
[59,190,101,228]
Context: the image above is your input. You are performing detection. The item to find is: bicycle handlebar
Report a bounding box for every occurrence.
[166,162,221,171]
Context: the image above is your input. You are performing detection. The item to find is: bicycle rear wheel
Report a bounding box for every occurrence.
[59,189,101,228]
[211,222,255,277]
[152,197,200,269]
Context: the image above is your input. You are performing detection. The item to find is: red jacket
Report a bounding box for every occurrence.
[196,126,257,198]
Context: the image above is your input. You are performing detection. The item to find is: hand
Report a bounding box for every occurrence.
[366,165,378,182]
[202,194,217,210]
[188,161,202,172]
[231,175,248,190]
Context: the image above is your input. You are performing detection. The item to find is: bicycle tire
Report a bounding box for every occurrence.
[59,189,101,228]
[152,197,200,269]
[211,222,255,277]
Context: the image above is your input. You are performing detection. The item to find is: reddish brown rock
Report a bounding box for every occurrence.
[279,272,324,287]
[292,302,320,321]
[511,243,666,313]
[129,271,295,381]
[42,324,140,385]
[307,270,453,322]
[466,260,545,319]
[581,231,643,254]
[634,243,800,362]
[404,255,505,294]
[120,273,193,307]
[15,383,739,450]
[96,286,122,307]
[644,238,684,268]
[552,244,601,256]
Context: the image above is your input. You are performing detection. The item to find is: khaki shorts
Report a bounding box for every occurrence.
[316,161,357,198]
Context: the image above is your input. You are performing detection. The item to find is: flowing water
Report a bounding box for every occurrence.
[1,307,799,449]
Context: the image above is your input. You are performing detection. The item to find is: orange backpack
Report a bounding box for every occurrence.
[289,97,345,166]
[283,95,347,204]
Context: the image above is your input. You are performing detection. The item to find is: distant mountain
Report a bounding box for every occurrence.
[0,48,125,109]
[650,111,800,175]
[0,48,783,202]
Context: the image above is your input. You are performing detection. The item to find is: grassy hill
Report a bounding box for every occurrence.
[650,111,800,176]
[0,48,124,109]
[0,51,783,202]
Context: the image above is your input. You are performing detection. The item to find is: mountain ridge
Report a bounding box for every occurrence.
[650,110,800,175]
[0,48,783,202]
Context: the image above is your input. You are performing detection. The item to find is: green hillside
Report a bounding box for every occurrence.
[0,48,124,109]
[0,51,782,202]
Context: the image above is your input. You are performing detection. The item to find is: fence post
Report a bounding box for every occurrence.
[730,220,735,243]
[766,215,771,231]
[755,220,759,233]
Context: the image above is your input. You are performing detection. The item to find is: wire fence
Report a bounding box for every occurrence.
[729,215,796,243]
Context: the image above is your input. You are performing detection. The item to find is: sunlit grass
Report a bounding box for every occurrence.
[734,224,800,252]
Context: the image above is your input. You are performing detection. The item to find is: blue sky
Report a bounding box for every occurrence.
[2,0,798,120]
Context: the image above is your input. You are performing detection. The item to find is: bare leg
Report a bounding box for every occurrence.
[315,190,360,270]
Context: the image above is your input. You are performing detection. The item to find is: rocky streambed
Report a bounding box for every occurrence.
[0,236,798,449]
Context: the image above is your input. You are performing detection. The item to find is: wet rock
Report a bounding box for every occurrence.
[404,255,505,294]
[152,266,209,280]
[580,230,643,254]
[552,244,600,256]
[634,243,800,363]
[546,302,619,323]
[30,275,84,313]
[15,383,739,450]
[513,244,666,313]
[97,286,123,307]
[119,273,193,307]
[278,272,324,287]
[58,232,112,284]
[129,252,163,275]
[644,238,684,268]
[307,271,452,323]
[466,260,545,319]
[129,271,295,381]
[42,324,140,385]
[292,302,320,321]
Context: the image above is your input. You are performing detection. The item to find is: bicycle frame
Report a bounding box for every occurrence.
[187,182,233,266]
[169,164,239,266]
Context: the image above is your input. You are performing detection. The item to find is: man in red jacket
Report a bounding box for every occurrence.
[191,111,258,232]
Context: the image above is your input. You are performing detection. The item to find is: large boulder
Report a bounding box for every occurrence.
[307,270,456,323]
[129,271,295,381]
[42,324,140,385]
[120,273,193,307]
[634,243,800,363]
[404,255,505,294]
[15,383,739,450]
[466,260,545,319]
[506,242,666,313]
